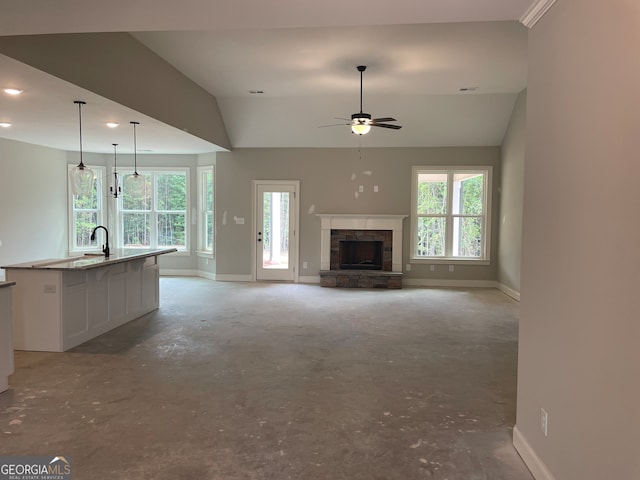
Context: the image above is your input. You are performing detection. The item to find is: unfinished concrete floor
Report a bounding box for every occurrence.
[1,278,532,480]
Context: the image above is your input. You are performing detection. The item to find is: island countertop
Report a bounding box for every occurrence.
[2,248,177,271]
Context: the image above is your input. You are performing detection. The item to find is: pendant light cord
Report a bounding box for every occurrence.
[75,100,86,168]
[360,69,364,114]
[131,121,140,175]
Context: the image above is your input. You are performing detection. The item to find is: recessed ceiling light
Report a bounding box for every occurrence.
[3,88,23,95]
[106,122,119,128]
[0,122,11,128]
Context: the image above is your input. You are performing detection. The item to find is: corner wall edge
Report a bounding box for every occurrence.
[520,0,557,28]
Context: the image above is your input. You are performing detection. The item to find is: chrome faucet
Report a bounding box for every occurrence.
[90,226,110,257]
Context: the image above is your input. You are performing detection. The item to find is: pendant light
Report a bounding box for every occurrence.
[70,101,95,196]
[109,143,121,198]
[124,121,144,197]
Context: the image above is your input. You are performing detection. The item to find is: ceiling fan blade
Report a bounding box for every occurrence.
[372,117,397,123]
[372,123,402,130]
[318,123,350,128]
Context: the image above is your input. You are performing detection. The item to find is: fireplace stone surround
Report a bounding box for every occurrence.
[317,214,407,288]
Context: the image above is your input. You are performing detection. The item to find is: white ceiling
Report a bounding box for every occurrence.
[0,0,532,154]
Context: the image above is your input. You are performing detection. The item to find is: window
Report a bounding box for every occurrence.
[411,166,491,262]
[197,166,214,255]
[68,165,106,252]
[119,169,189,251]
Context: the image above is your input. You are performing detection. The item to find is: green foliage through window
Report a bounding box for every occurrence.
[121,170,188,249]
[414,168,489,259]
[70,167,103,251]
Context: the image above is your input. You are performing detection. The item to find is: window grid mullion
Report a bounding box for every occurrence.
[445,173,454,258]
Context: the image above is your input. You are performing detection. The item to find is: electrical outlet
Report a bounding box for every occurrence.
[405,263,411,271]
[430,265,435,272]
[540,408,548,436]
[448,265,454,272]
[359,185,364,193]
[303,261,308,269]
[374,185,379,193]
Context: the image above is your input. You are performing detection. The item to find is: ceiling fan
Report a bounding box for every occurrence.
[322,65,402,135]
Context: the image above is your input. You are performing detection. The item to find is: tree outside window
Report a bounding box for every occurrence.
[412,167,491,260]
[68,166,105,252]
[121,170,188,250]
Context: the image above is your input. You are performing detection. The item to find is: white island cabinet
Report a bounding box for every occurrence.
[1,281,16,392]
[2,248,176,352]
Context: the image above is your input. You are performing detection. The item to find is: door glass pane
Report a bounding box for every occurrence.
[262,191,290,269]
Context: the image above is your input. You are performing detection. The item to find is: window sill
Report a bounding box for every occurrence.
[196,251,214,259]
[410,258,490,266]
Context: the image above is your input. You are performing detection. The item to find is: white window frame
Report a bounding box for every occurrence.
[411,165,492,264]
[117,167,190,253]
[67,165,106,253]
[197,165,214,257]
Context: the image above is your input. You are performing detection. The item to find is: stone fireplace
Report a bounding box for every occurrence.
[317,214,407,288]
[331,229,391,271]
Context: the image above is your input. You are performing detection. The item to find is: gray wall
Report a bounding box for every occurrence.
[498,89,526,296]
[0,138,68,278]
[516,1,640,479]
[216,147,501,281]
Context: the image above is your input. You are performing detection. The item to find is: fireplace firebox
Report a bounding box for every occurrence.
[339,240,383,270]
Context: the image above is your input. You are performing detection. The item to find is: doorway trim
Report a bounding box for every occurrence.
[252,180,300,283]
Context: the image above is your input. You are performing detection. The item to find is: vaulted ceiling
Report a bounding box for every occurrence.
[0,0,532,154]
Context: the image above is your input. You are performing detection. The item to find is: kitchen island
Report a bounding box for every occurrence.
[2,248,176,352]
[1,281,16,392]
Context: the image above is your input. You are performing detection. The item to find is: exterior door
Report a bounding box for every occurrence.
[254,181,299,282]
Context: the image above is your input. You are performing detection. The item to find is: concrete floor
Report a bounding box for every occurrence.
[1,278,533,480]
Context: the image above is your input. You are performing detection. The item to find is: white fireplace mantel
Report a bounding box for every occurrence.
[317,214,408,272]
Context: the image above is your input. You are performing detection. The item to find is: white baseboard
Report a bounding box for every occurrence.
[214,274,252,282]
[160,269,199,277]
[198,271,216,281]
[299,275,320,284]
[498,282,521,301]
[513,426,556,480]
[403,279,498,288]
[160,273,515,295]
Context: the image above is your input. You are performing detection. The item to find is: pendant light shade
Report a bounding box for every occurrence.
[109,143,121,198]
[70,101,95,196]
[124,121,145,197]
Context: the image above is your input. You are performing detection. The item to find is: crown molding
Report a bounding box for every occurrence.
[520,0,557,28]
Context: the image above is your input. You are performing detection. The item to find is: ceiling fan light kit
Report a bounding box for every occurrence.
[322,65,401,135]
[351,111,372,135]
